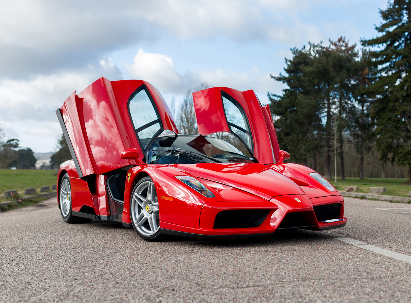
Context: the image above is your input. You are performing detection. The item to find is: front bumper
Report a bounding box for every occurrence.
[158,194,346,237]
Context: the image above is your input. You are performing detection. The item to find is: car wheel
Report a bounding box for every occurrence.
[59,173,91,223]
[130,176,163,241]
[59,173,77,223]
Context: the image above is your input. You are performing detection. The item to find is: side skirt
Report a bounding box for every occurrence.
[72,211,132,228]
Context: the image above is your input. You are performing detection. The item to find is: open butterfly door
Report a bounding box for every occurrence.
[57,77,178,178]
[192,87,280,164]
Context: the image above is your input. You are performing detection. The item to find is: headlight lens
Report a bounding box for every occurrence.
[309,173,335,191]
[176,176,215,198]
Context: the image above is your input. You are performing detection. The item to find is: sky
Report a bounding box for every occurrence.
[0,0,389,153]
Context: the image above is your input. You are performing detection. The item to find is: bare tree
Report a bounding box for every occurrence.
[177,83,210,135]
[0,127,4,150]
[169,96,177,121]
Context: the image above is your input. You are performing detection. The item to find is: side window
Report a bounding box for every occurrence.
[222,94,253,153]
[128,87,162,149]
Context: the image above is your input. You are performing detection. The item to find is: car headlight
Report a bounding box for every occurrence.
[309,173,336,191]
[176,176,215,198]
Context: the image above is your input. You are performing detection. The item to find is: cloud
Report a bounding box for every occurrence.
[127,49,283,99]
[0,58,122,151]
[0,0,331,79]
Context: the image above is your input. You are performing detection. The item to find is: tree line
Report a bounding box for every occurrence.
[0,130,37,169]
[269,0,410,182]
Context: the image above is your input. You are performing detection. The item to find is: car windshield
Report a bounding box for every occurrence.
[147,135,254,164]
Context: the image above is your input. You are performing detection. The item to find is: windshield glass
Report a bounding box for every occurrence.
[147,135,254,164]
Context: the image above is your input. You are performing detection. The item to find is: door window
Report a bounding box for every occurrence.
[128,87,162,149]
[221,94,253,153]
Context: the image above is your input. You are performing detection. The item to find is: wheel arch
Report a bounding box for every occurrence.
[122,167,152,224]
[57,169,68,208]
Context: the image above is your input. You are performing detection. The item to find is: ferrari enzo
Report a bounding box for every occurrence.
[56,77,346,241]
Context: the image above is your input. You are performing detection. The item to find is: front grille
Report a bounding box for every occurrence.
[313,203,341,222]
[278,211,315,229]
[213,209,270,229]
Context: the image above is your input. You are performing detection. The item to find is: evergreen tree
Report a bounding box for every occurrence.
[50,134,72,169]
[327,37,359,180]
[348,50,375,179]
[269,45,324,168]
[361,0,411,182]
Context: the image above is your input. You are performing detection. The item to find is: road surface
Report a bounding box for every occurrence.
[0,197,410,302]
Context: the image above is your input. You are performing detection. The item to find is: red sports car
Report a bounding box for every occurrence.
[56,77,346,241]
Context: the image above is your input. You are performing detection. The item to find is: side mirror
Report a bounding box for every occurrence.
[277,150,290,164]
[121,148,143,164]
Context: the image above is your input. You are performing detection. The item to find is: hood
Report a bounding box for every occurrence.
[173,163,305,201]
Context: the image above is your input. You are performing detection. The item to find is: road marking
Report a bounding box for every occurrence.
[337,237,411,264]
[375,207,411,210]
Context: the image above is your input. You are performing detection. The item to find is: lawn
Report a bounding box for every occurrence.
[330,177,411,197]
[0,169,58,202]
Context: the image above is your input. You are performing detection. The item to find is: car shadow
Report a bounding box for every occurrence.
[82,220,335,247]
[162,229,335,248]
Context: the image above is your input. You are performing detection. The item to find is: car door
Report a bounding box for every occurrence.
[57,77,178,178]
[192,87,279,164]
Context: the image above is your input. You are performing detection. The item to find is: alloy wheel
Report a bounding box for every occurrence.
[130,180,160,238]
[60,176,71,218]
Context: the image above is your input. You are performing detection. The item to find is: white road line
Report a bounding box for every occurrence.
[337,237,411,264]
[375,207,411,210]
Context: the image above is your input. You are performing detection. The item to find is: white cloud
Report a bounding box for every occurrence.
[0,58,122,152]
[0,0,332,79]
[127,49,283,101]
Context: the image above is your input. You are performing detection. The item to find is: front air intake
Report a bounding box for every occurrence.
[313,203,341,222]
[213,209,270,229]
[278,211,316,229]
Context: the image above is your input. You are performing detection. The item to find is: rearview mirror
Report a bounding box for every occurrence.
[277,150,290,164]
[121,148,143,164]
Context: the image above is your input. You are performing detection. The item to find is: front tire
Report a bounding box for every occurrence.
[59,173,76,223]
[130,176,163,241]
[59,174,91,223]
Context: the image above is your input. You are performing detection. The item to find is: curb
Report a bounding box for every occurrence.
[0,191,57,210]
[341,191,411,203]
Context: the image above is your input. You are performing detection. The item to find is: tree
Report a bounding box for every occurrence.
[0,127,4,147]
[0,139,19,168]
[327,37,359,180]
[347,50,375,179]
[15,148,37,169]
[177,83,210,135]
[269,45,324,168]
[50,134,72,169]
[361,0,411,182]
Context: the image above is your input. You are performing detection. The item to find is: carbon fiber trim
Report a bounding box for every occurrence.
[56,108,83,177]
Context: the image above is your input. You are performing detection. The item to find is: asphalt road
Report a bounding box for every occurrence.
[0,197,410,302]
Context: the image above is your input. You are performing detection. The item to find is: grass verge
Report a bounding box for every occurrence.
[0,195,53,212]
[0,169,58,202]
[330,177,410,197]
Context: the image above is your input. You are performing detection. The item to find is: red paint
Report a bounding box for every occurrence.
[261,105,280,163]
[57,79,346,239]
[193,87,275,164]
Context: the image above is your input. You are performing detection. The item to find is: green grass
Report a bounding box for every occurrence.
[0,169,58,202]
[330,177,411,197]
